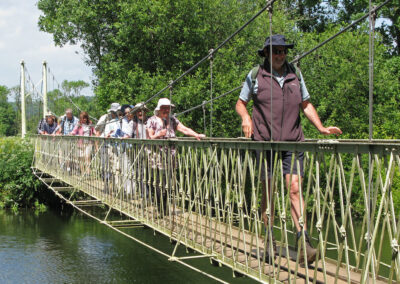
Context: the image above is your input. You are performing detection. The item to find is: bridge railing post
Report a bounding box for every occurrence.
[20,60,26,138]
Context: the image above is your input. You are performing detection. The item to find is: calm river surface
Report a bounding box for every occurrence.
[0,209,254,284]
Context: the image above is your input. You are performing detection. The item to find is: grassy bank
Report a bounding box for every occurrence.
[0,137,46,212]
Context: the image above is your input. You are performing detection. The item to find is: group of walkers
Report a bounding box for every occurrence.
[37,99,205,141]
[37,34,343,266]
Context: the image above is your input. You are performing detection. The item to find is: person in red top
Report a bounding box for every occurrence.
[71,112,95,176]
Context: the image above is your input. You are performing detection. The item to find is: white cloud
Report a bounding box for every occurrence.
[0,0,93,95]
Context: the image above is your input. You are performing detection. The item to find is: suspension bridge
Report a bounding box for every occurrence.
[22,0,400,282]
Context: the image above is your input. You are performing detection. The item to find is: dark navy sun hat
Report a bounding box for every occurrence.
[258,34,294,57]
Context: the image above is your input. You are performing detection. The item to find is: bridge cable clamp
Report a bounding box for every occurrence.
[391,239,399,255]
[266,2,273,13]
[316,219,322,232]
[298,216,304,228]
[371,6,377,21]
[339,225,346,238]
[202,100,207,110]
[208,49,214,60]
[280,212,286,223]
[364,232,372,243]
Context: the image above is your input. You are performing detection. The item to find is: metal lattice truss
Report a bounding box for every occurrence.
[32,135,400,283]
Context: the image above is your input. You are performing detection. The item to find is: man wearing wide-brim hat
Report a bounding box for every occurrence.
[235,34,342,265]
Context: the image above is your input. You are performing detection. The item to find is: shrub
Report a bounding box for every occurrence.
[0,137,44,209]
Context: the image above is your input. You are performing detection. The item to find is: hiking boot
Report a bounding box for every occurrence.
[297,231,317,266]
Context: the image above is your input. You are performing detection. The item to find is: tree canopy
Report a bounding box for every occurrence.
[37,0,400,139]
[0,86,18,137]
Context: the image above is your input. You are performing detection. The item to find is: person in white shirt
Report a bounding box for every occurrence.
[95,102,121,193]
[132,102,149,139]
[103,112,120,138]
[121,106,134,138]
[120,105,135,196]
[95,102,121,137]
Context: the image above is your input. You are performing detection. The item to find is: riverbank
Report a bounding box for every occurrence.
[0,137,46,211]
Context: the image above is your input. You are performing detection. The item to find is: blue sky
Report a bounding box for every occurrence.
[0,0,93,96]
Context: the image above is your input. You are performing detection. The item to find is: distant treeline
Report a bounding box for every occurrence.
[0,80,102,137]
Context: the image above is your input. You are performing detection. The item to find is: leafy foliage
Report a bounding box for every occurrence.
[37,0,399,140]
[0,137,43,209]
[0,86,18,137]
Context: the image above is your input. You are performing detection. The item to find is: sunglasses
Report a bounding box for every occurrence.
[272,48,288,55]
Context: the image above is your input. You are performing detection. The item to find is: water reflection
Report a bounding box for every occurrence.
[0,209,253,284]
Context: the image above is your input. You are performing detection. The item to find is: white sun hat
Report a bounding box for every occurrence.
[107,102,121,113]
[154,98,175,115]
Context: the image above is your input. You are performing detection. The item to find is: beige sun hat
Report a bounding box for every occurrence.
[154,98,175,115]
[133,102,149,113]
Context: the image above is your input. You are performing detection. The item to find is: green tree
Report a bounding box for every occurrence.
[61,80,90,97]
[0,86,18,137]
[45,80,102,121]
[336,0,400,55]
[37,0,399,139]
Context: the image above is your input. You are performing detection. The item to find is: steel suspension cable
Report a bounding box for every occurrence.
[47,66,98,122]
[365,1,377,283]
[174,85,243,117]
[209,49,214,137]
[290,0,392,65]
[142,0,279,107]
[24,66,49,117]
[202,100,207,134]
[266,4,276,278]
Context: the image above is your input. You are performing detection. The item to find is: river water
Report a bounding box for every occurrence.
[0,207,392,283]
[0,209,254,284]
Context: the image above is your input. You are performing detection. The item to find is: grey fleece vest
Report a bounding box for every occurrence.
[252,63,305,142]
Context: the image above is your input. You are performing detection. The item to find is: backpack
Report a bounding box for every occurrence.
[250,62,302,93]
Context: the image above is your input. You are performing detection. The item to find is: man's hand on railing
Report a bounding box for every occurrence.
[195,133,206,141]
[241,116,253,138]
[319,126,342,136]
